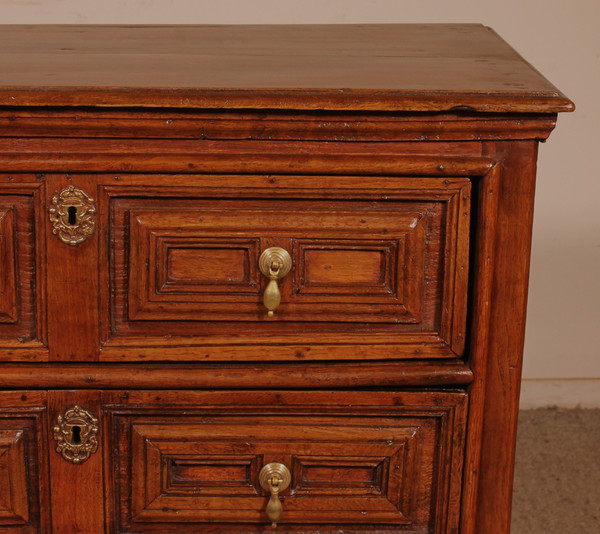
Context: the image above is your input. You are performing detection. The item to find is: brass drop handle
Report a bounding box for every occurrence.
[259,462,291,527]
[258,247,292,317]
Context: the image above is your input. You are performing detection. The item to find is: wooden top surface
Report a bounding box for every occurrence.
[0,24,573,113]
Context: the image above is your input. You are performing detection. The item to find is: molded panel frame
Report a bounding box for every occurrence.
[102,390,467,533]
[0,179,48,361]
[0,392,49,533]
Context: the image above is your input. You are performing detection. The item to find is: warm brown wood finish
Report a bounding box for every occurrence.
[0,392,49,533]
[46,175,100,362]
[0,25,572,533]
[104,391,467,533]
[0,180,47,360]
[474,141,540,534]
[0,360,473,389]
[0,25,572,113]
[105,176,471,360]
[48,390,104,533]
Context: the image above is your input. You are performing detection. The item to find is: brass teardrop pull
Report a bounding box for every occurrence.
[259,462,291,527]
[258,247,292,317]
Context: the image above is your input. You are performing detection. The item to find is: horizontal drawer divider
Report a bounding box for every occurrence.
[0,360,473,389]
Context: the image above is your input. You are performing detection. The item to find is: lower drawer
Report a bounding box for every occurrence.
[104,390,467,533]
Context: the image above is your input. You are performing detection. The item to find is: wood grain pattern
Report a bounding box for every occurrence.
[0,25,573,113]
[0,206,17,323]
[103,390,467,533]
[127,200,431,322]
[0,24,573,534]
[0,392,49,533]
[103,174,472,361]
[458,155,501,534]
[0,109,561,141]
[45,175,99,362]
[0,360,473,389]
[0,429,30,525]
[48,390,103,533]
[474,141,540,534]
[0,141,496,175]
[0,182,47,359]
[164,242,256,288]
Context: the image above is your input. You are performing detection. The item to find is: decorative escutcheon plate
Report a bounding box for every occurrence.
[52,405,99,464]
[49,185,96,246]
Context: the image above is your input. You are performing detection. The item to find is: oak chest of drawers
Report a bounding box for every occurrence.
[0,24,572,533]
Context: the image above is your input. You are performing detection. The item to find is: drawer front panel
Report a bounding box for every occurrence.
[105,390,467,533]
[0,205,17,323]
[0,185,46,358]
[0,397,48,533]
[105,175,470,360]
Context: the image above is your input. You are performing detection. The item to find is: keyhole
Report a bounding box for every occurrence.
[71,425,82,444]
[67,206,77,225]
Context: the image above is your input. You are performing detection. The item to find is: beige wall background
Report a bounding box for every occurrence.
[2,0,598,406]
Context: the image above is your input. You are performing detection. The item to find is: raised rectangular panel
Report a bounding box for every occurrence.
[0,207,17,323]
[166,455,262,495]
[0,188,46,356]
[291,456,387,495]
[0,404,48,532]
[157,238,260,294]
[291,229,425,321]
[297,242,396,289]
[105,390,467,533]
[0,430,28,524]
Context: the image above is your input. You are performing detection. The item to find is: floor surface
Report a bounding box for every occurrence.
[511,407,600,533]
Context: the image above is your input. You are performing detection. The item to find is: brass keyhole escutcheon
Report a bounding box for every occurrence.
[49,185,96,246]
[259,463,291,527]
[52,405,99,464]
[259,247,292,317]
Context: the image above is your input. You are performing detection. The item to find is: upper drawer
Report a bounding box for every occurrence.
[104,175,470,361]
